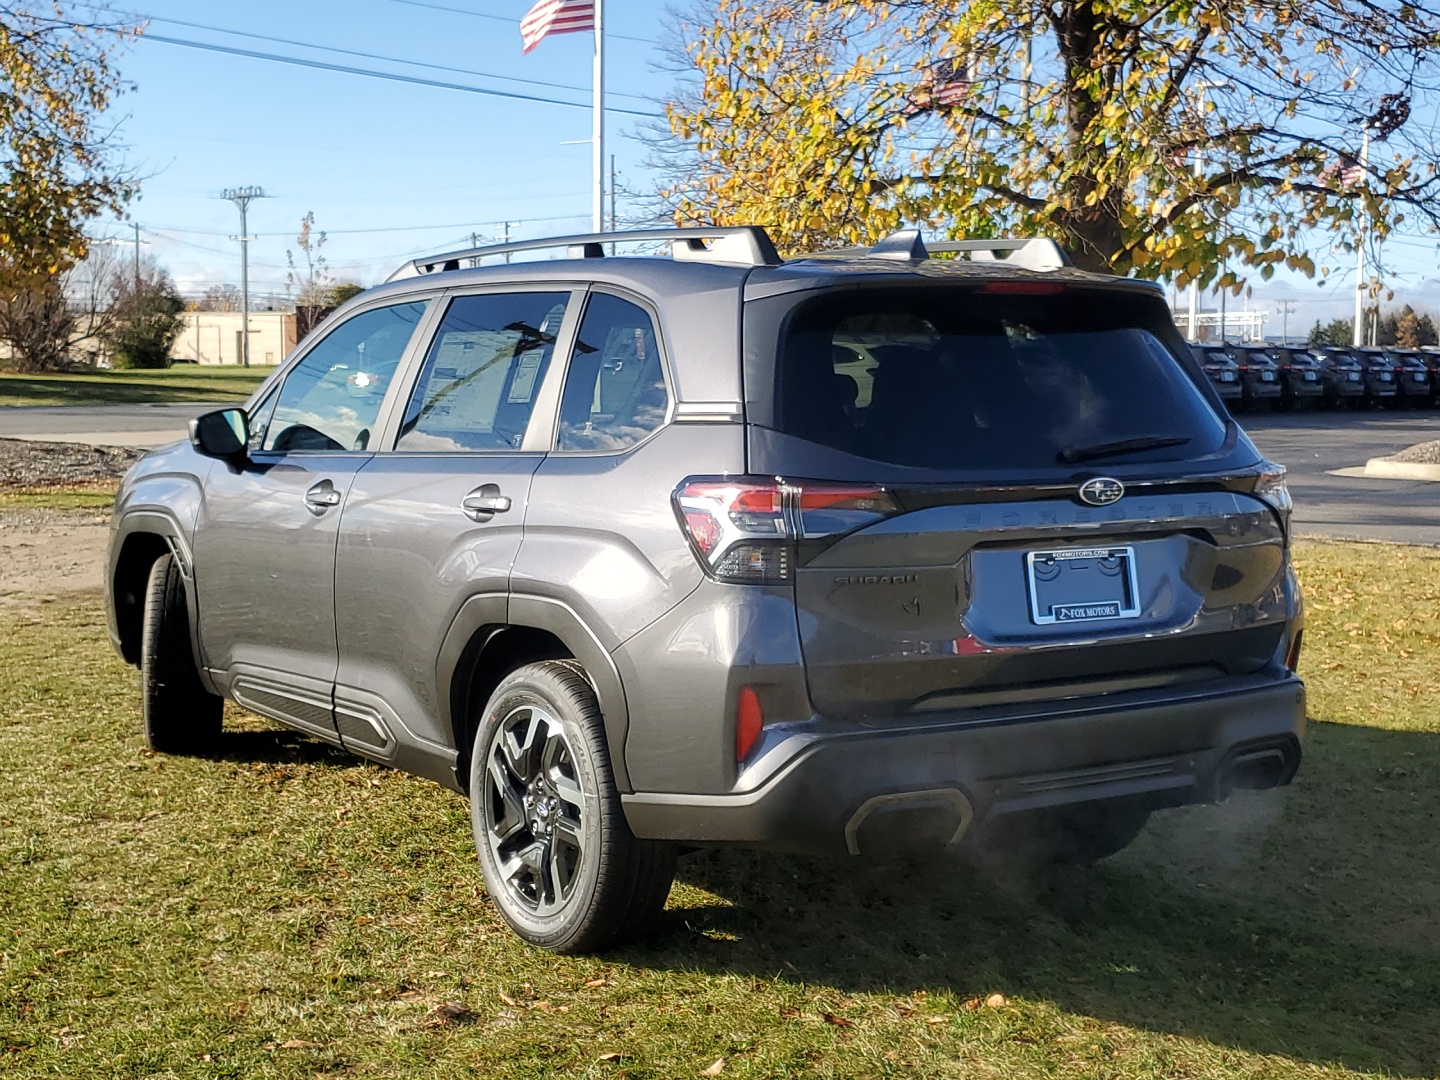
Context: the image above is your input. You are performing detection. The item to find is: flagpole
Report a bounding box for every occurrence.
[1352,126,1370,348]
[592,0,605,233]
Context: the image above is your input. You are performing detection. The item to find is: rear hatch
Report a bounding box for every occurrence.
[741,278,1291,720]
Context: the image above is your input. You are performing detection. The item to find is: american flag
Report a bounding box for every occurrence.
[901,58,971,116]
[1320,153,1366,188]
[520,0,595,53]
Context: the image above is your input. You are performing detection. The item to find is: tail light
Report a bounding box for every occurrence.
[1253,462,1293,534]
[674,477,900,584]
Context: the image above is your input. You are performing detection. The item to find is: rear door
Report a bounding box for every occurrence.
[744,282,1290,720]
[332,288,578,761]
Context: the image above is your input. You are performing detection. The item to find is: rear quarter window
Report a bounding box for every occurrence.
[766,285,1227,471]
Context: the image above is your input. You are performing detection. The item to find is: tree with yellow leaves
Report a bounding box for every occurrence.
[661,0,1440,287]
[1,4,138,370]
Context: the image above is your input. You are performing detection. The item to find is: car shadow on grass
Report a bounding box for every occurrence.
[203,727,356,768]
[642,720,1440,1077]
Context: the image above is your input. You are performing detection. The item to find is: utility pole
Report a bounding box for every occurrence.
[609,154,617,232]
[503,220,511,264]
[221,186,269,368]
[470,231,479,269]
[1353,127,1371,348]
[132,221,142,289]
[1278,300,1297,343]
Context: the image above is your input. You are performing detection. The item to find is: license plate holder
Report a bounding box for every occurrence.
[1026,546,1141,626]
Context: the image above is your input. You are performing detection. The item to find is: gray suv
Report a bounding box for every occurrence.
[106,227,1306,953]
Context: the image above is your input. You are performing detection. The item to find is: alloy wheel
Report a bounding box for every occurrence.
[481,703,588,917]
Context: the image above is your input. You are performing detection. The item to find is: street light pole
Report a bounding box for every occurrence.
[221,186,269,368]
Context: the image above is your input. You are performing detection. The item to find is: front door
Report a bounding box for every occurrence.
[333,289,576,765]
[192,299,430,740]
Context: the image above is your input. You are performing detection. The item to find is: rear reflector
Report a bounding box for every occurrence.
[1285,629,1303,672]
[736,686,763,761]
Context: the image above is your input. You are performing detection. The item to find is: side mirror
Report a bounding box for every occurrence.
[189,408,249,459]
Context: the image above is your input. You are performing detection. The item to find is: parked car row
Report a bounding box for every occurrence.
[1192,343,1438,410]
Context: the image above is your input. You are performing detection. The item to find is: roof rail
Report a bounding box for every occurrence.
[793,231,1074,272]
[386,226,782,282]
[926,237,1073,272]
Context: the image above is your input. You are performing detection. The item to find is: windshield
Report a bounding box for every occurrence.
[770,286,1227,471]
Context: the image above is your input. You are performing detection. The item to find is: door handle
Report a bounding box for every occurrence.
[304,480,343,513]
[462,484,512,521]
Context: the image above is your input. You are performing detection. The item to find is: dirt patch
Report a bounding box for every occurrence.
[0,506,111,609]
[0,437,143,489]
[1391,439,1440,465]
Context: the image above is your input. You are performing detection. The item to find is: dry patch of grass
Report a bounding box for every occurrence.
[2,541,1438,1078]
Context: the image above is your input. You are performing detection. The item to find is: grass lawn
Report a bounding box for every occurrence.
[0,486,117,511]
[0,365,275,407]
[1,540,1438,1078]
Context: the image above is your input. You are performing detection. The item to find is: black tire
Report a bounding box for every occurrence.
[469,661,675,953]
[140,553,223,754]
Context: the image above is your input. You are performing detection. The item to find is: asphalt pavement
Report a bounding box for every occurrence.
[1239,408,1438,546]
[1,400,1435,544]
[0,402,222,448]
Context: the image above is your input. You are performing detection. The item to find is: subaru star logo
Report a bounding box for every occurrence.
[1078,477,1125,506]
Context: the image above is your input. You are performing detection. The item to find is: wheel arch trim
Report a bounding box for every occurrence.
[436,592,632,793]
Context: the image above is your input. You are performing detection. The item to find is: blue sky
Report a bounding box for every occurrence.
[99,0,669,300]
[93,0,1440,329]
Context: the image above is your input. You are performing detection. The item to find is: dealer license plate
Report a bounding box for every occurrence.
[1304,371,1317,381]
[1026,547,1141,626]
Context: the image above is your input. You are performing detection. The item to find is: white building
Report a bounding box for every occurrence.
[171,311,297,366]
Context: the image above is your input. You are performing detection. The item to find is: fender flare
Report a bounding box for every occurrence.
[436,592,632,792]
[109,510,216,694]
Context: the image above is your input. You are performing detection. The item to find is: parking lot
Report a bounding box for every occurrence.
[1241,410,1439,546]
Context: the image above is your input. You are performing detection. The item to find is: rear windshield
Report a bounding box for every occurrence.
[771,286,1227,471]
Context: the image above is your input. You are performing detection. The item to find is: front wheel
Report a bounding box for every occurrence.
[470,661,675,953]
[140,553,223,753]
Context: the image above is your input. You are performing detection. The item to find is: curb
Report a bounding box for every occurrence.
[1363,457,1440,482]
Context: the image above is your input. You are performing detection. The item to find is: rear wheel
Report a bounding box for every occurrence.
[470,661,675,953]
[140,553,223,753]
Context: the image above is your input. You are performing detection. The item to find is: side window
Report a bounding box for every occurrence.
[264,301,427,452]
[556,293,668,452]
[396,292,569,452]
[246,386,280,452]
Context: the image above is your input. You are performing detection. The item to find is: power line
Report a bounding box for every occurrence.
[381,0,655,45]
[138,14,654,103]
[145,210,593,239]
[136,32,663,118]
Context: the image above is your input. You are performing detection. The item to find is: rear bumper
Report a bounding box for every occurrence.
[622,674,1305,855]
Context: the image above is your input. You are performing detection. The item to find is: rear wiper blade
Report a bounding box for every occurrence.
[1059,435,1191,464]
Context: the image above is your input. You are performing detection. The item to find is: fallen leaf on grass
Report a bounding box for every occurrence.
[925,1016,947,1025]
[583,977,608,989]
[985,993,1008,1008]
[822,1012,855,1028]
[421,1003,475,1027]
[279,1039,322,1050]
[598,1052,623,1062]
[497,991,517,1006]
[701,1058,725,1076]
[779,1006,802,1020]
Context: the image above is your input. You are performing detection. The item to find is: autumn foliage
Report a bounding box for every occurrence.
[663,0,1440,283]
